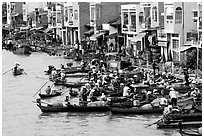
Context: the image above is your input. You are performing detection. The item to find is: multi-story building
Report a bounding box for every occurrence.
[7,2,24,28]
[2,2,7,25]
[121,2,164,59]
[63,2,91,45]
[162,2,198,63]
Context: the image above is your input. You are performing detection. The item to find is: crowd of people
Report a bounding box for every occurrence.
[43,55,202,111]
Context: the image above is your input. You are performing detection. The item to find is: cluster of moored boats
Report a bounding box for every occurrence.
[29,57,202,136]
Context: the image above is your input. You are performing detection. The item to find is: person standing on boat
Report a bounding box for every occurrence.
[123,83,131,97]
[60,69,66,82]
[169,87,179,107]
[79,86,89,105]
[45,86,51,95]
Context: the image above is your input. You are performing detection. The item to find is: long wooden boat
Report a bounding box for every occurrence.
[59,67,91,74]
[54,81,82,88]
[13,68,24,76]
[39,91,62,98]
[157,121,202,129]
[65,73,88,78]
[13,44,31,54]
[109,106,164,114]
[179,128,202,136]
[36,103,109,113]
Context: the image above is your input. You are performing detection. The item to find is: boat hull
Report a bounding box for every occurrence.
[109,107,164,114]
[39,92,62,98]
[37,104,109,113]
[13,69,24,76]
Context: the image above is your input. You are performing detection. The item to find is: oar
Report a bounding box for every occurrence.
[24,72,27,75]
[36,76,48,80]
[33,81,48,97]
[145,118,162,128]
[2,68,12,75]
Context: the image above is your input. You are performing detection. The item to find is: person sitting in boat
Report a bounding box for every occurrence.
[45,86,51,95]
[163,104,172,116]
[190,87,201,105]
[47,65,54,75]
[92,83,101,95]
[67,62,73,68]
[89,89,98,102]
[60,69,66,82]
[51,68,57,81]
[61,64,65,69]
[65,95,71,105]
[14,62,20,74]
[145,91,155,103]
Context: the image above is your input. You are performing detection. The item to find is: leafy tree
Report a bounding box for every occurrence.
[185,48,202,70]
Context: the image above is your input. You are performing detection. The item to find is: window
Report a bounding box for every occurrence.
[172,39,179,61]
[152,6,157,22]
[65,7,68,22]
[193,11,198,17]
[186,32,192,41]
[68,8,73,22]
[96,7,100,19]
[139,12,144,24]
[175,7,182,24]
[122,12,128,31]
[74,10,78,20]
[90,7,95,21]
[57,12,61,23]
[172,34,179,37]
[166,7,173,23]
[130,12,136,32]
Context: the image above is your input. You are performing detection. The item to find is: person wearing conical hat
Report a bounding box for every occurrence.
[169,87,179,107]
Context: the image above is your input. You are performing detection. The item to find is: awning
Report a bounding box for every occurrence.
[90,32,106,41]
[105,52,118,56]
[105,33,118,38]
[172,45,202,53]
[109,16,128,26]
[84,29,94,35]
[44,27,55,33]
[132,33,146,42]
[158,41,168,47]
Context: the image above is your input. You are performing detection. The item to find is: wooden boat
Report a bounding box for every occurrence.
[36,103,109,113]
[179,128,202,136]
[109,106,164,114]
[157,121,202,129]
[13,44,32,54]
[65,73,88,78]
[54,81,82,88]
[39,91,63,98]
[13,68,24,76]
[61,67,91,74]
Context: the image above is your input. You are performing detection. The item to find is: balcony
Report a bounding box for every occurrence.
[122,24,128,32]
[68,20,73,25]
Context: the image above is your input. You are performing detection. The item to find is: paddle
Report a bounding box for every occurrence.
[2,68,12,75]
[36,76,48,80]
[145,118,163,128]
[24,72,27,75]
[33,81,48,97]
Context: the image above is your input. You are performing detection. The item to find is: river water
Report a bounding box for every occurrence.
[2,50,180,136]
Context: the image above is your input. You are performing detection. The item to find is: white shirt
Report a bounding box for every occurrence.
[160,97,168,106]
[123,86,130,97]
[169,90,178,99]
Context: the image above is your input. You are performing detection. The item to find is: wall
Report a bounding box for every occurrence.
[79,2,90,41]
[15,2,23,14]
